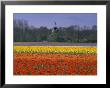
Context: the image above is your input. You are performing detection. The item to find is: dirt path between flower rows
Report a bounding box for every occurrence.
[14,42,97,46]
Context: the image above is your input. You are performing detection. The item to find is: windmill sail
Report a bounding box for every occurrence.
[54,21,56,26]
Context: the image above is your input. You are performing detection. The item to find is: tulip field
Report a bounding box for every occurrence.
[14,46,97,75]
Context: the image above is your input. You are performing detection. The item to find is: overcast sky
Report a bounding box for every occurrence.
[14,13,97,28]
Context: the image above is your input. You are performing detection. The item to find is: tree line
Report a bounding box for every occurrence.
[14,19,97,43]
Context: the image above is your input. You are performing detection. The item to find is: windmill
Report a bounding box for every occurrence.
[52,21,58,33]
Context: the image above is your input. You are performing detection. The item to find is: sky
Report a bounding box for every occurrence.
[14,13,97,28]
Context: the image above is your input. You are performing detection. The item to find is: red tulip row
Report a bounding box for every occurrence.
[14,53,97,75]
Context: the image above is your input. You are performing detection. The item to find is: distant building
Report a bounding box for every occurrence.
[52,21,58,33]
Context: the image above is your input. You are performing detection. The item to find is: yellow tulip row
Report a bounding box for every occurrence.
[14,46,97,54]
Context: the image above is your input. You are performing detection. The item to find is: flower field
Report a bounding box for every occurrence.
[14,46,97,75]
[14,46,96,54]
